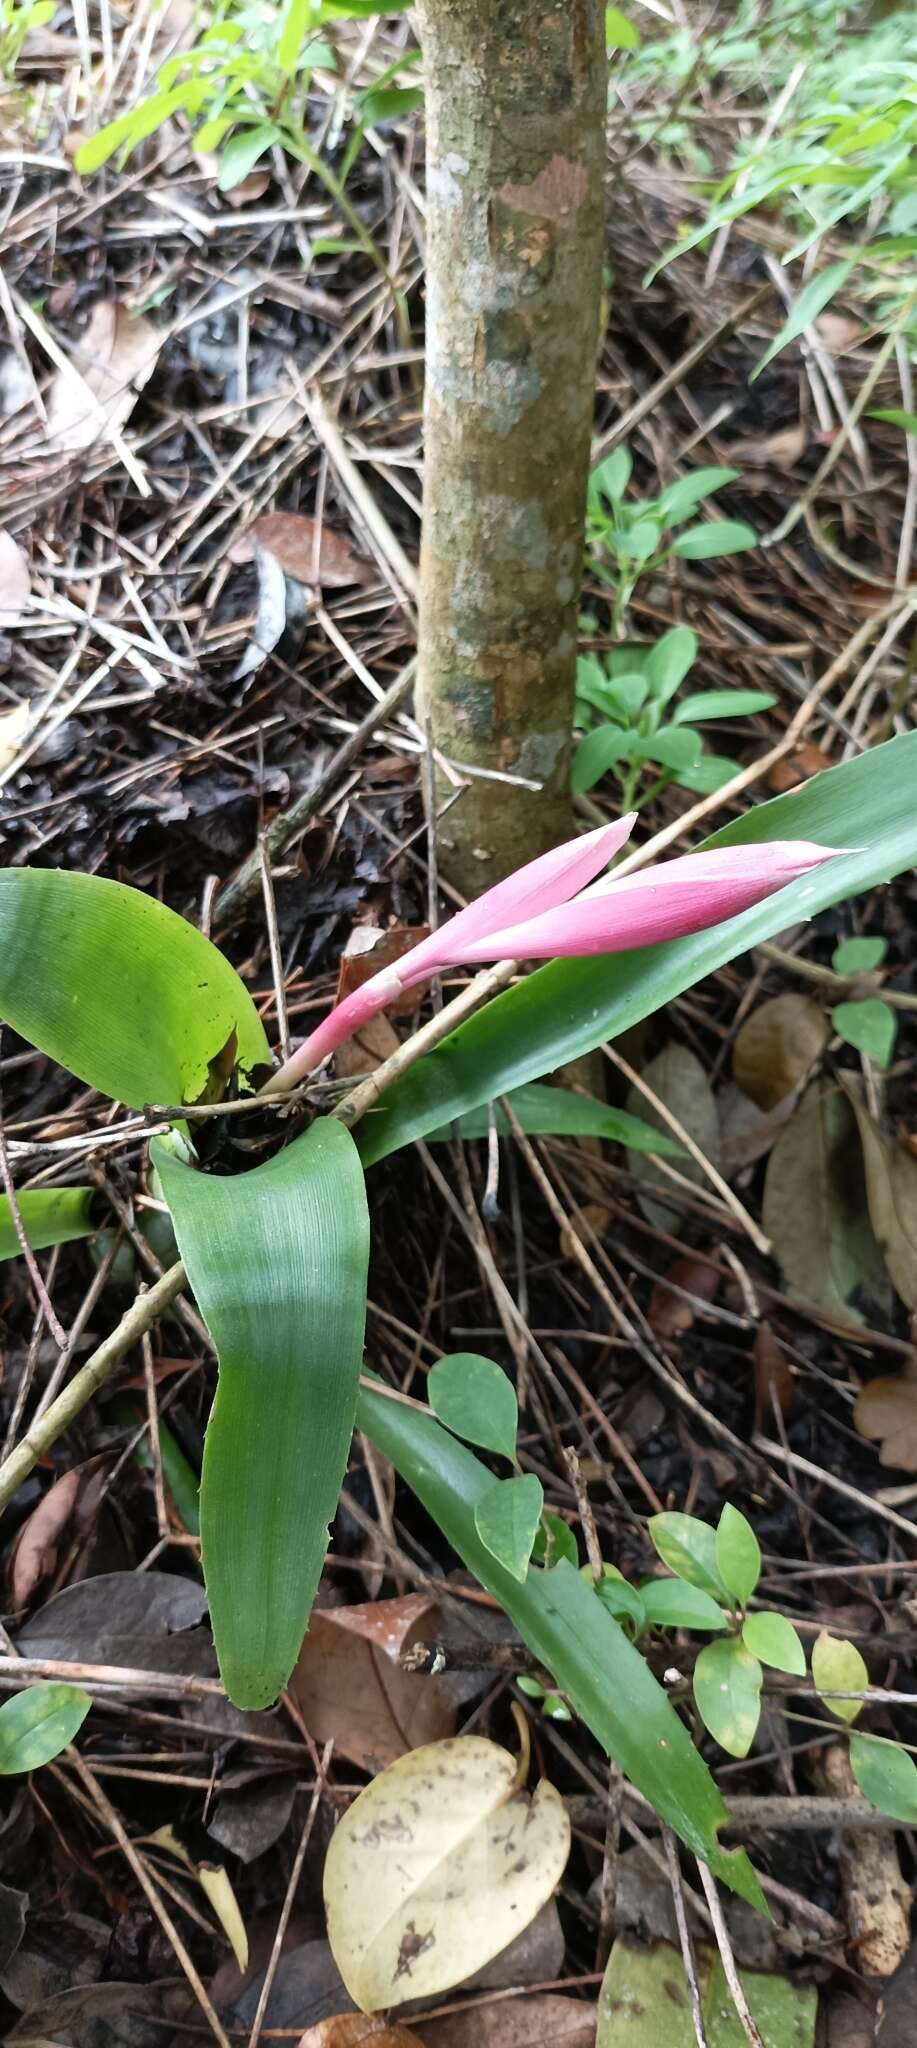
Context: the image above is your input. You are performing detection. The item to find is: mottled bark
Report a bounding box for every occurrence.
[416,0,606,892]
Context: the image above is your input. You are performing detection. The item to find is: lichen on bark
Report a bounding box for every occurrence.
[416,0,606,892]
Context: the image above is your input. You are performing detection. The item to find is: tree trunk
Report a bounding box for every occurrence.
[416,0,606,893]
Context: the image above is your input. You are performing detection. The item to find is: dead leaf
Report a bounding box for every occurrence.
[762,1081,890,1322]
[298,2021,422,2047]
[625,1043,720,1230]
[336,928,430,1017]
[16,1569,209,1669]
[845,1086,917,1310]
[415,1996,596,2048]
[44,300,160,454]
[854,1375,917,1471]
[292,1597,455,1771]
[0,530,29,626]
[719,1081,796,1171]
[751,1324,795,1437]
[647,1255,720,1340]
[6,1977,194,2045]
[229,512,376,589]
[733,993,829,1111]
[722,422,807,470]
[559,1200,612,1260]
[8,1469,83,1611]
[767,743,834,792]
[323,1729,571,2012]
[815,310,862,354]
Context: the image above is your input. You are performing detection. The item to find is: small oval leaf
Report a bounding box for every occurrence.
[474,1473,544,1582]
[741,1611,806,1675]
[0,1683,90,1773]
[693,1639,762,1759]
[849,1732,917,1822]
[428,1354,518,1461]
[715,1505,761,1608]
[812,1632,868,1724]
[648,1513,730,1603]
[640,1579,728,1633]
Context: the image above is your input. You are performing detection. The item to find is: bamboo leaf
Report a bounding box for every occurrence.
[155,1121,369,1709]
[356,1379,764,1910]
[750,261,855,378]
[0,1187,95,1262]
[358,734,917,1166]
[0,870,269,1109]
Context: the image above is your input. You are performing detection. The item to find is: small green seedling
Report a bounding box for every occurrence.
[573,620,775,806]
[831,935,897,1068]
[585,448,757,636]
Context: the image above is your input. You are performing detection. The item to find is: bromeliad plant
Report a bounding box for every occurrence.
[3,731,917,1895]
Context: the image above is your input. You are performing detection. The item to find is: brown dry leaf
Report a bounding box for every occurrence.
[820,1745,910,1977]
[751,1324,795,1437]
[647,1255,720,1340]
[762,1081,890,1322]
[815,310,862,354]
[45,300,160,454]
[335,1014,401,1080]
[7,1461,111,1611]
[722,423,807,470]
[845,1087,917,1310]
[229,512,376,588]
[291,1597,455,1771]
[625,1043,720,1231]
[733,993,829,1111]
[719,1081,796,1172]
[415,1996,596,2047]
[298,2022,422,2047]
[854,1375,917,1471]
[767,743,834,792]
[0,529,29,626]
[559,1200,611,1259]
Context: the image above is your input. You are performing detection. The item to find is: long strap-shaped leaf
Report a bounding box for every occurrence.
[0,1188,95,1262]
[358,731,917,1162]
[155,1121,369,1709]
[356,1378,764,1911]
[0,869,269,1107]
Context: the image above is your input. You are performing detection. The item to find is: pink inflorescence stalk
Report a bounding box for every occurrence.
[263,816,844,1093]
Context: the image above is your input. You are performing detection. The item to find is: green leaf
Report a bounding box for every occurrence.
[812,1631,868,1724]
[832,936,887,974]
[849,1733,917,1822]
[645,626,697,705]
[572,724,642,794]
[592,447,632,502]
[635,726,702,773]
[648,1513,730,1603]
[742,1611,806,1675]
[868,407,917,434]
[0,1684,90,1773]
[278,0,310,72]
[155,1120,369,1709]
[716,1504,761,1607]
[657,469,741,523]
[694,1638,763,1758]
[0,1187,94,1262]
[474,1473,544,1582]
[605,6,639,51]
[674,755,743,795]
[595,1569,647,1634]
[360,84,423,123]
[670,520,757,559]
[428,1353,518,1462]
[616,518,663,561]
[358,1378,764,1908]
[217,123,282,192]
[604,673,650,721]
[750,261,855,379]
[74,89,192,173]
[357,733,917,1168]
[832,998,897,1068]
[427,1082,683,1154]
[640,1579,729,1633]
[673,689,777,724]
[532,1512,579,1570]
[0,870,269,1111]
[597,1939,818,2048]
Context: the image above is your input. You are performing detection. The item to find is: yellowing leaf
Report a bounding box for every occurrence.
[198,1863,248,1971]
[812,1632,868,1724]
[324,1733,571,2013]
